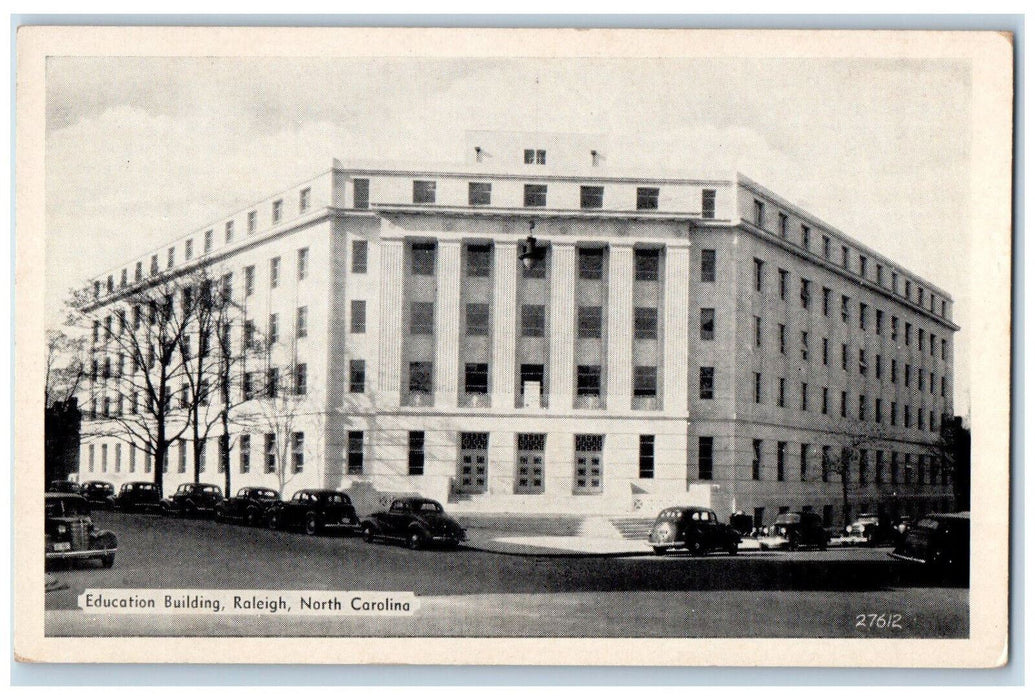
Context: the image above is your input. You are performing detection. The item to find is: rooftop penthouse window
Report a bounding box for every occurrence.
[636,187,659,211]
[701,189,716,219]
[524,149,546,165]
[580,186,604,209]
[353,179,369,209]
[754,200,765,228]
[272,199,283,224]
[524,184,547,207]
[468,182,491,206]
[299,188,311,212]
[413,180,436,204]
[247,211,257,234]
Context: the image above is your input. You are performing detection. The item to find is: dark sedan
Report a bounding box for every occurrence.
[361,497,467,550]
[648,506,741,556]
[112,481,162,513]
[160,483,224,518]
[891,512,970,583]
[265,489,360,536]
[48,480,81,494]
[215,487,281,526]
[79,480,115,509]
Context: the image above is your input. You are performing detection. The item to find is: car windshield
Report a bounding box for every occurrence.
[256,490,278,499]
[417,501,443,513]
[322,493,349,505]
[201,487,220,494]
[46,497,90,517]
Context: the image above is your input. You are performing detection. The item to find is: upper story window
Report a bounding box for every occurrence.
[577,306,602,339]
[272,199,283,224]
[578,248,604,280]
[468,182,491,206]
[150,255,159,276]
[580,186,604,209]
[876,263,884,286]
[352,240,368,274]
[778,212,788,238]
[353,179,369,209]
[106,275,114,294]
[299,188,311,212]
[225,221,234,243]
[822,236,831,259]
[801,225,811,250]
[135,262,143,282]
[891,270,899,294]
[411,243,436,276]
[635,249,660,281]
[297,248,309,281]
[905,279,912,299]
[270,257,281,288]
[204,230,213,253]
[859,255,868,278]
[524,184,547,207]
[701,249,716,282]
[466,244,491,277]
[701,189,716,219]
[754,199,765,228]
[185,239,194,260]
[524,149,546,165]
[120,269,127,287]
[637,187,659,211]
[413,180,436,204]
[842,245,849,268]
[247,211,257,234]
[167,247,175,269]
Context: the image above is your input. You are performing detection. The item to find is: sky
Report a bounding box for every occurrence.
[44,55,972,412]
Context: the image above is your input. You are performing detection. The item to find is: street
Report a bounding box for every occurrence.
[45,511,968,638]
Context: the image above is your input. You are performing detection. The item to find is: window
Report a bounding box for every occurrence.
[573,434,604,493]
[753,258,764,292]
[524,184,547,207]
[185,239,194,260]
[699,437,714,480]
[466,244,491,277]
[410,302,435,335]
[465,363,489,394]
[266,368,279,399]
[701,189,716,218]
[515,433,546,494]
[636,187,659,210]
[823,235,831,259]
[859,449,868,485]
[778,323,786,354]
[272,199,283,224]
[778,212,788,238]
[822,338,829,365]
[801,225,811,249]
[776,441,786,481]
[859,349,867,376]
[466,303,490,336]
[520,364,545,398]
[350,300,366,333]
[294,363,307,395]
[754,200,765,228]
[633,366,657,397]
[244,266,255,296]
[875,451,885,484]
[700,308,715,340]
[875,354,882,379]
[635,249,660,281]
[639,435,655,478]
[930,332,937,357]
[891,359,898,383]
[821,387,829,414]
[178,439,187,473]
[800,444,809,481]
[778,269,787,299]
[134,261,143,282]
[290,432,303,472]
[754,372,762,403]
[801,382,809,411]
[353,179,370,209]
[754,316,762,347]
[875,397,883,423]
[577,306,602,338]
[701,249,716,282]
[875,309,883,335]
[268,313,279,344]
[859,394,867,420]
[918,371,925,391]
[239,435,251,473]
[296,306,307,338]
[876,263,884,286]
[457,432,489,493]
[576,365,601,396]
[270,257,280,288]
[905,279,912,299]
[859,255,868,277]
[351,240,368,273]
[349,360,365,393]
[578,248,604,279]
[413,180,436,204]
[891,316,899,340]
[409,361,433,394]
[801,331,809,361]
[347,431,364,474]
[468,182,492,206]
[699,367,714,399]
[580,185,604,209]
[521,305,545,337]
[408,432,425,475]
[859,302,867,331]
[297,247,309,280]
[800,278,811,308]
[411,243,436,276]
[841,295,850,323]
[752,440,762,480]
[841,390,847,417]
[634,307,658,339]
[778,378,786,407]
[299,187,311,212]
[524,148,546,164]
[842,245,849,268]
[905,322,912,346]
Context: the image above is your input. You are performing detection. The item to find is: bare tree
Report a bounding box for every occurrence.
[45,329,87,409]
[820,426,891,527]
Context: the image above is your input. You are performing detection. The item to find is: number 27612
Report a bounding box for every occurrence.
[856,613,903,630]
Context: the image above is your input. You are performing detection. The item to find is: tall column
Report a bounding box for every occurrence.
[662,243,690,413]
[491,241,518,409]
[606,243,634,411]
[548,242,576,411]
[434,240,462,407]
[377,238,404,406]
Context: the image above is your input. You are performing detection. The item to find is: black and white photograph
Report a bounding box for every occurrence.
[15,26,1012,666]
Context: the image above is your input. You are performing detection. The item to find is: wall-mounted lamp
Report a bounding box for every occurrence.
[474,146,483,162]
[590,149,599,167]
[518,225,546,270]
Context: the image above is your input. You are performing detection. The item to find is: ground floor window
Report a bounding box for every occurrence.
[240,435,251,473]
[347,431,364,475]
[573,434,604,494]
[264,433,276,474]
[408,431,425,475]
[698,437,714,480]
[457,432,489,493]
[638,435,655,479]
[292,432,304,473]
[515,433,545,495]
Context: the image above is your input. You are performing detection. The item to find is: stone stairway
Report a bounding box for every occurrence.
[608,517,656,541]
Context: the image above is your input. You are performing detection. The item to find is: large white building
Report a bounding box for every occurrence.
[77,132,958,525]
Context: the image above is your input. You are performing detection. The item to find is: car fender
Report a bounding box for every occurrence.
[93,530,118,550]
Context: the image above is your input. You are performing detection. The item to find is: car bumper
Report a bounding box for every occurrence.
[648,539,684,547]
[889,551,930,565]
[46,547,117,560]
[428,532,467,543]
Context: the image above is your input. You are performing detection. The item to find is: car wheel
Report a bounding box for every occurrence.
[304,513,320,536]
[362,525,376,543]
[727,542,739,556]
[652,546,669,556]
[689,540,705,557]
[267,513,280,530]
[407,530,425,550]
[100,554,115,568]
[246,508,259,527]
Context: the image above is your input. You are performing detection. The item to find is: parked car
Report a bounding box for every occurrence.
[758,511,829,550]
[843,513,891,546]
[45,493,117,568]
[647,506,741,556]
[48,480,80,494]
[79,480,116,509]
[160,483,224,518]
[361,497,467,549]
[891,512,970,582]
[265,489,360,536]
[215,487,281,526]
[728,511,755,537]
[112,481,162,513]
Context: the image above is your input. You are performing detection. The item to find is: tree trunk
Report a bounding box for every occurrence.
[192,404,202,484]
